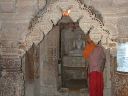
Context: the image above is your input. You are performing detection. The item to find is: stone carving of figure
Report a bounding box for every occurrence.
[69,34,85,56]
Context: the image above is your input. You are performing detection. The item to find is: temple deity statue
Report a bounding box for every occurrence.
[69,34,85,56]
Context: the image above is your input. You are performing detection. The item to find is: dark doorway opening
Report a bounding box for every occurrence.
[58,16,88,89]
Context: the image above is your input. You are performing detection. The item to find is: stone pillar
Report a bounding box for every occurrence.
[0,47,24,96]
[103,49,111,96]
[39,26,60,96]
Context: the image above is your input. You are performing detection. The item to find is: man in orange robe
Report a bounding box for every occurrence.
[83,33,106,96]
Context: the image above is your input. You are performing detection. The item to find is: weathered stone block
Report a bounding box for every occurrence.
[38,0,46,9]
[1,21,29,41]
[112,72,128,96]
[0,72,24,96]
[0,13,14,20]
[0,56,21,69]
[0,0,15,1]
[0,12,33,20]
[113,0,128,7]
[63,56,86,67]
[16,6,34,14]
[40,85,58,95]
[84,0,117,15]
[63,69,86,79]
[0,1,16,13]
[117,17,128,37]
[90,0,113,8]
[0,0,37,20]
[105,23,118,38]
[16,0,38,15]
[59,88,69,96]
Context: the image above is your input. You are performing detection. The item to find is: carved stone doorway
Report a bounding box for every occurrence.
[59,16,88,91]
[19,0,113,95]
[22,25,60,96]
[22,16,112,96]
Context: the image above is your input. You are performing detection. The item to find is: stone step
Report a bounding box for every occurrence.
[63,79,88,89]
[63,66,87,70]
[62,56,86,67]
[59,88,89,96]
[62,66,88,80]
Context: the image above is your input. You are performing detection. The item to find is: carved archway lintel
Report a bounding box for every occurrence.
[18,0,116,56]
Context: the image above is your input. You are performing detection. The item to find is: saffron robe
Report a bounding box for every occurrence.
[83,42,106,96]
[88,45,106,96]
[83,41,96,59]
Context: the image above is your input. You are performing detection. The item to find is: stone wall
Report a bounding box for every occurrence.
[39,26,60,96]
[0,0,41,96]
[0,0,39,46]
[0,55,24,96]
[0,0,128,53]
[0,0,128,96]
[84,0,128,38]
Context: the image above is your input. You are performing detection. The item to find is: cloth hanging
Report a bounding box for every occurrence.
[83,41,96,59]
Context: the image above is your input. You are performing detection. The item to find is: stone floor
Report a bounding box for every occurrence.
[59,88,89,96]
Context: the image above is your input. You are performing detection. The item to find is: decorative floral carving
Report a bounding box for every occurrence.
[112,72,128,96]
[0,57,21,69]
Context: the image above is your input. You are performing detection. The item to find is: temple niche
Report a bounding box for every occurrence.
[59,16,87,89]
[61,23,85,56]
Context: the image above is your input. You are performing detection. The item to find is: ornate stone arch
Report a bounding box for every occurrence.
[20,0,115,55]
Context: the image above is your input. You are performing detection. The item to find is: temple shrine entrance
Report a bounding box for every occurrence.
[22,0,112,94]
[59,16,88,90]
[23,16,89,96]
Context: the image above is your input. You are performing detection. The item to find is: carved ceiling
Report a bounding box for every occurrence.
[19,0,117,56]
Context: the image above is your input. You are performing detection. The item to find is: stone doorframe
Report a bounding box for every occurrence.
[18,0,117,56]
